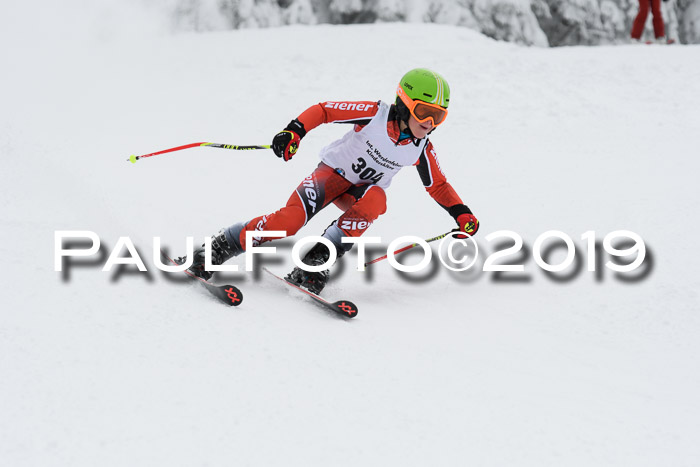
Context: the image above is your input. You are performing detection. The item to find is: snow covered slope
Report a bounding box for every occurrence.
[1,10,699,467]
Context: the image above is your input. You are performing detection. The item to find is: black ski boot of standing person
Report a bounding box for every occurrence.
[177,230,242,281]
[286,242,339,295]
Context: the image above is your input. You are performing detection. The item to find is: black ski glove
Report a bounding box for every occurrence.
[272,119,307,161]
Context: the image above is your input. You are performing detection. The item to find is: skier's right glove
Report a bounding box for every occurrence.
[449,204,479,239]
[272,119,307,162]
[456,213,479,237]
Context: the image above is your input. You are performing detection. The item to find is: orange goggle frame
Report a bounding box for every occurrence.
[397,85,449,126]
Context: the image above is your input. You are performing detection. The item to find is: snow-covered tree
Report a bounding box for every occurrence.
[282,0,317,25]
[218,0,283,28]
[374,0,408,22]
[473,0,549,46]
[677,0,700,43]
[424,0,480,29]
[327,0,376,23]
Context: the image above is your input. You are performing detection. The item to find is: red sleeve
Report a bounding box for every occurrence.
[415,141,463,209]
[297,101,379,132]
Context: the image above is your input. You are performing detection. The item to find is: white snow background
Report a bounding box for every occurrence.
[1,1,699,466]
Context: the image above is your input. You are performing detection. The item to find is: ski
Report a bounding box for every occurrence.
[262,267,358,318]
[160,250,243,307]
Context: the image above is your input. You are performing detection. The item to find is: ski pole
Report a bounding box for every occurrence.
[364,231,452,268]
[127,142,271,163]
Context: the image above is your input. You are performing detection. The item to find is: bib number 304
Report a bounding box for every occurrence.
[352,157,384,184]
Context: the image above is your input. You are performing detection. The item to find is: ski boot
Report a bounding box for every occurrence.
[286,242,336,295]
[177,229,242,281]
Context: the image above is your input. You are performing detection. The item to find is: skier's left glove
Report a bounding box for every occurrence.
[272,119,307,162]
[449,204,479,238]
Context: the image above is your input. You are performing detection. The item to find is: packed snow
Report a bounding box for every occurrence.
[1,4,699,466]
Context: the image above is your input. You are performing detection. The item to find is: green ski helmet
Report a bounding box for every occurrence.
[396,68,450,126]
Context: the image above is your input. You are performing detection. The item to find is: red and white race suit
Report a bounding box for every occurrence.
[234,99,468,249]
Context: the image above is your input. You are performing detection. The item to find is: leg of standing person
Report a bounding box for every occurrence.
[631,0,650,40]
[649,0,666,39]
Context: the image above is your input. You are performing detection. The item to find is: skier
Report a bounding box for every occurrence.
[180,68,479,294]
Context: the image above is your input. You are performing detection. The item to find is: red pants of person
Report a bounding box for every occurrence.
[237,163,387,249]
[631,0,665,40]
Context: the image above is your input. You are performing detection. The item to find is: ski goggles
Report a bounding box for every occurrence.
[397,85,449,126]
